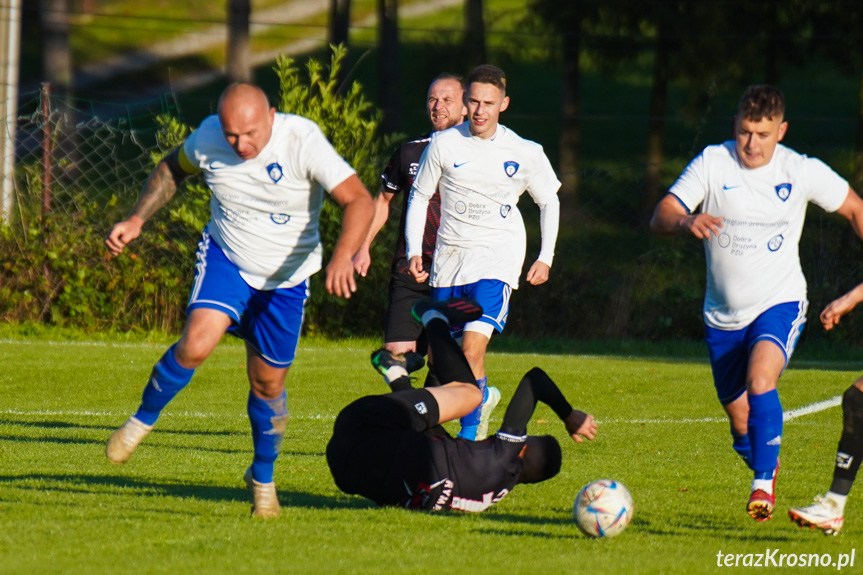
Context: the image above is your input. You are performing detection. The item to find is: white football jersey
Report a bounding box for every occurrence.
[182,113,355,290]
[406,123,561,288]
[670,141,848,329]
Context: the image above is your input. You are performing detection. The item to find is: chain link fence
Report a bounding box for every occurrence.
[4,83,863,347]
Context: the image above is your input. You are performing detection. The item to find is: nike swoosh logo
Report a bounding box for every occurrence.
[453,161,470,168]
[209,161,227,170]
[723,184,740,190]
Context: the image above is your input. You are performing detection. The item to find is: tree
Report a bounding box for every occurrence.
[40,0,72,93]
[226,0,251,83]
[808,0,863,189]
[464,0,486,69]
[329,0,351,46]
[527,0,602,213]
[378,0,399,132]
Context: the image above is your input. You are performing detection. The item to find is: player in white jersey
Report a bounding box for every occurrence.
[353,73,466,365]
[650,85,863,522]
[103,83,373,518]
[405,65,561,441]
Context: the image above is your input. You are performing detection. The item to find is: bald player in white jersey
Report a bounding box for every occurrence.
[650,84,863,523]
[405,64,561,441]
[104,83,373,518]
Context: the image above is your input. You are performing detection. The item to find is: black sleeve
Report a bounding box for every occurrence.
[381,146,404,193]
[499,367,575,436]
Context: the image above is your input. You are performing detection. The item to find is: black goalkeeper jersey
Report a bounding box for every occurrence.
[327,368,576,513]
[404,431,525,511]
[381,134,441,275]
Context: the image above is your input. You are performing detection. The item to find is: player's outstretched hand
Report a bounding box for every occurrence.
[821,284,863,330]
[352,246,371,277]
[526,261,550,285]
[564,409,597,443]
[105,216,144,256]
[408,255,429,284]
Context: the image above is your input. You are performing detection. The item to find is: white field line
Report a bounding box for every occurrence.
[0,408,335,421]
[601,395,841,424]
[0,339,369,353]
[0,340,844,423]
[1,397,841,425]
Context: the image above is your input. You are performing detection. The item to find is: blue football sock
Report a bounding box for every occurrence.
[458,377,487,441]
[248,390,289,484]
[731,429,753,469]
[748,389,783,480]
[134,344,195,426]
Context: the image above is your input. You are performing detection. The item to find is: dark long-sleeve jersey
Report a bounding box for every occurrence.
[381,134,440,274]
[327,367,576,513]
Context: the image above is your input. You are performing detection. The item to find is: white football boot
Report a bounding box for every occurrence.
[244,467,280,519]
[106,416,153,464]
[476,386,501,440]
[789,494,844,536]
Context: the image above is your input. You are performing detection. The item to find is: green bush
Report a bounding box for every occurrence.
[0,46,400,337]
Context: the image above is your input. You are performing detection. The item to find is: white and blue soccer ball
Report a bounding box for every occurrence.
[573,479,634,538]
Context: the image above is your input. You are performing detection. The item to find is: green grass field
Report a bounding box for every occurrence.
[1,335,861,573]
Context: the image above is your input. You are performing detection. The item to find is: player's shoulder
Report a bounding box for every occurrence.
[772,143,815,168]
[431,123,471,144]
[404,132,432,147]
[497,125,545,153]
[685,141,737,172]
[398,132,432,156]
[701,141,736,161]
[189,114,222,140]
[272,113,321,136]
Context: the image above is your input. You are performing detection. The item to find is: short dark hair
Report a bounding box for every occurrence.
[431,72,465,92]
[518,435,562,484]
[467,64,506,95]
[738,85,785,122]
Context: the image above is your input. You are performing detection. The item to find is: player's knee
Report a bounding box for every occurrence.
[746,374,777,396]
[172,342,210,368]
[386,341,416,355]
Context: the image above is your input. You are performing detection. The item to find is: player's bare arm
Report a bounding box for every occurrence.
[821,282,863,330]
[352,189,396,277]
[649,193,723,239]
[105,147,192,256]
[327,174,374,298]
[835,187,863,241]
[408,255,429,283]
[525,261,550,286]
[564,410,597,443]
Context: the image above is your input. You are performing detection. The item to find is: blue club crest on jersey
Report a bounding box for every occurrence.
[503,161,519,178]
[775,183,792,202]
[768,234,784,252]
[267,162,284,183]
[271,214,290,225]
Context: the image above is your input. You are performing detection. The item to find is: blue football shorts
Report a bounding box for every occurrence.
[431,279,512,339]
[705,300,807,405]
[187,229,308,368]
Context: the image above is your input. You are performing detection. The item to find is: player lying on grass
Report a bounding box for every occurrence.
[326,297,597,511]
[790,282,863,535]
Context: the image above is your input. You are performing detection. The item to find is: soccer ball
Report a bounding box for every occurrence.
[573,479,633,538]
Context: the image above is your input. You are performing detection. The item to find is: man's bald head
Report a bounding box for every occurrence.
[218,83,275,160]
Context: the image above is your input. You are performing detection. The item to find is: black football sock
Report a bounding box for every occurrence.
[423,362,441,388]
[425,318,475,387]
[389,375,413,392]
[830,385,863,495]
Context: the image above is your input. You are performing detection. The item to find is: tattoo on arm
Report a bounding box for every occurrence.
[130,148,189,221]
